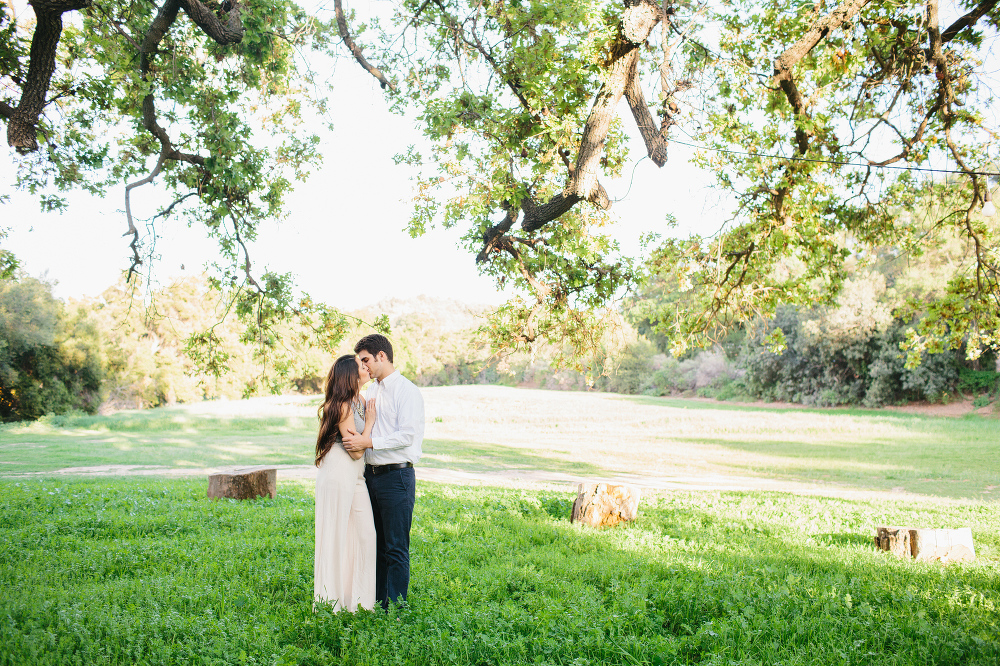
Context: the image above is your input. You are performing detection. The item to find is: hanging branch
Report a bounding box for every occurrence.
[772,0,873,156]
[478,0,665,257]
[122,0,244,277]
[334,0,395,91]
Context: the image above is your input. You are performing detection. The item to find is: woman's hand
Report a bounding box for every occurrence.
[365,397,377,428]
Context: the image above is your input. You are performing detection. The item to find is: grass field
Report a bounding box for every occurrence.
[1,386,997,499]
[1,477,998,665]
[1,387,998,664]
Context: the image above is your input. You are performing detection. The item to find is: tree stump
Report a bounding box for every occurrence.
[571,483,641,527]
[874,526,911,559]
[207,467,277,500]
[910,527,976,563]
[875,526,975,563]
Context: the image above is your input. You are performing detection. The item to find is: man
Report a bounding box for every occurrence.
[342,333,424,609]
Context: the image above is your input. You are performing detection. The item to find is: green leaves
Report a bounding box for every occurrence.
[628,0,1000,361]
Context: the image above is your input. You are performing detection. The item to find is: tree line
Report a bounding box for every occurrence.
[4,223,998,421]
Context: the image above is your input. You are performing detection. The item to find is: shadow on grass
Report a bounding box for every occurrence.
[0,410,317,474]
[402,484,1000,665]
[0,408,314,435]
[422,438,607,476]
[816,532,875,548]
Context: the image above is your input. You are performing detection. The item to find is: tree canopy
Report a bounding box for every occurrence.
[3,0,999,384]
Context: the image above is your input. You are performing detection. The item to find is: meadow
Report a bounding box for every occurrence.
[0,386,998,665]
[1,386,998,498]
[1,477,998,665]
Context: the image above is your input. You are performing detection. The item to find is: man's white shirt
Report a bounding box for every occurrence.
[364,370,424,466]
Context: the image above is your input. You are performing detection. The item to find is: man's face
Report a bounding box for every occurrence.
[358,349,386,379]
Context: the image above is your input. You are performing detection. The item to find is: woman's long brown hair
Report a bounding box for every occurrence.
[315,354,360,466]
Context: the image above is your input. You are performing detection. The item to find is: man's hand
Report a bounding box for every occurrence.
[342,429,373,453]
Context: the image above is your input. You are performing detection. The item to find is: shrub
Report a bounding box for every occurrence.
[0,277,104,420]
[742,306,965,407]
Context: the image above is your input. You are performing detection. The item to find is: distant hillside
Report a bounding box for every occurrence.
[351,295,488,333]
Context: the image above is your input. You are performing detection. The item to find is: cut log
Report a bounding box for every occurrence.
[571,483,641,527]
[875,525,976,563]
[208,466,277,500]
[910,527,976,562]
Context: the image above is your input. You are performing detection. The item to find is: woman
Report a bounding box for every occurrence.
[314,354,377,612]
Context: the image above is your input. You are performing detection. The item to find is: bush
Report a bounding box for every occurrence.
[597,344,743,398]
[742,306,966,407]
[957,368,1000,395]
[0,277,104,420]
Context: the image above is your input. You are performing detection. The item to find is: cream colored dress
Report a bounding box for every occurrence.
[314,400,376,611]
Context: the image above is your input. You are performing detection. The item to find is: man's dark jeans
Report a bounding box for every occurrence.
[364,465,416,609]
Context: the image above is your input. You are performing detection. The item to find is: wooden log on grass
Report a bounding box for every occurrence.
[910,527,976,563]
[874,526,911,559]
[571,483,641,527]
[875,526,975,563]
[208,467,277,500]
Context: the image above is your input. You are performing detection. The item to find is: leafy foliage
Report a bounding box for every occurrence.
[639,1,1000,360]
[5,0,1000,375]
[378,0,1000,365]
[740,305,967,407]
[3,0,357,388]
[0,275,103,420]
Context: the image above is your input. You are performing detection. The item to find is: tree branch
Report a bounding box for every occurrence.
[124,151,170,278]
[520,191,586,233]
[569,0,661,203]
[6,0,91,151]
[123,0,219,277]
[177,0,244,44]
[477,209,517,263]
[926,0,957,108]
[335,0,395,91]
[624,53,668,166]
[772,0,871,155]
[462,6,535,116]
[477,0,664,255]
[941,0,999,43]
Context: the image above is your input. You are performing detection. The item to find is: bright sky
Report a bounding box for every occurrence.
[0,0,729,311]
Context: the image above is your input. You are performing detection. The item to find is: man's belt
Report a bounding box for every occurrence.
[366,462,413,475]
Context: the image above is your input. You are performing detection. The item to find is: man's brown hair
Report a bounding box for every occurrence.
[354,333,393,363]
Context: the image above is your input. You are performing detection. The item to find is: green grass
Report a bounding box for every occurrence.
[1,477,998,665]
[0,408,321,472]
[2,389,998,500]
[617,395,1000,499]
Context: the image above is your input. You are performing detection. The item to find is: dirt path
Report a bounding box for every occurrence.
[8,462,938,502]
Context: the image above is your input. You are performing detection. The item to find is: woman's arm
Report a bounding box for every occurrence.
[337,404,365,461]
[342,398,377,455]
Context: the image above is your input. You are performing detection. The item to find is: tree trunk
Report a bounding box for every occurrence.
[207,466,277,500]
[571,482,641,527]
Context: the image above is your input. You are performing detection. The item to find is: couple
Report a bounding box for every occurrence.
[313,333,425,612]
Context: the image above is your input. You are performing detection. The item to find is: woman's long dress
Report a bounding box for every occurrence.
[314,401,376,611]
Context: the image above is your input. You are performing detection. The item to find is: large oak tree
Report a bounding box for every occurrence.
[3,0,999,382]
